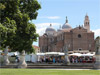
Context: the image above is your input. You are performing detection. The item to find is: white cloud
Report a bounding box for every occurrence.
[47,16,60,19]
[36,27,46,36]
[36,23,61,28]
[39,16,60,19]
[35,22,61,35]
[92,29,100,37]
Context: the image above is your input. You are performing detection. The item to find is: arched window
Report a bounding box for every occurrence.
[78,34,81,38]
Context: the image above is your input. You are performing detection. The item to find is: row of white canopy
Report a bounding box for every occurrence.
[36,52,95,57]
[1,51,95,57]
[36,52,65,56]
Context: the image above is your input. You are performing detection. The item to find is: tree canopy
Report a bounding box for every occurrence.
[0,0,41,53]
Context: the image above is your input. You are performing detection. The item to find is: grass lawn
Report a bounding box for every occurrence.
[0,69,100,75]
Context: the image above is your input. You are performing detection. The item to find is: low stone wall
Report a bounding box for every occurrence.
[0,55,16,66]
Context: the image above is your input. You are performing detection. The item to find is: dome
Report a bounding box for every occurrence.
[62,16,72,29]
[46,27,56,32]
[62,23,71,29]
[45,24,56,34]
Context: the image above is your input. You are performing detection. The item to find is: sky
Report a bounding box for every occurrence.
[32,0,100,46]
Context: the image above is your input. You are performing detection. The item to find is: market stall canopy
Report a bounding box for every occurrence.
[69,52,95,57]
[8,52,19,56]
[36,53,45,56]
[45,52,59,55]
[69,53,82,57]
[81,53,95,57]
[36,52,65,56]
[45,52,65,55]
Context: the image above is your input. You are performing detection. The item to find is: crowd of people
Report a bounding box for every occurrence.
[39,56,65,63]
[38,56,96,63]
[69,56,96,63]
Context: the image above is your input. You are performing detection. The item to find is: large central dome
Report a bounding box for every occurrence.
[62,17,72,29]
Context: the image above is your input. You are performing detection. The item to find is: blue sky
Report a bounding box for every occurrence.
[32,0,100,46]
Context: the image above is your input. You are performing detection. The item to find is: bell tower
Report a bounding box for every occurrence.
[84,14,90,32]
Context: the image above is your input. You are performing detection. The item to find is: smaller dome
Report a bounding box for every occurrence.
[46,27,56,32]
[45,24,56,34]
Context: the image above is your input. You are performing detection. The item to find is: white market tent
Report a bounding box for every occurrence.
[81,53,95,57]
[45,52,65,55]
[36,52,95,57]
[58,52,65,55]
[69,53,82,57]
[36,52,65,56]
[36,53,45,56]
[8,52,19,56]
[69,52,95,57]
[45,52,59,55]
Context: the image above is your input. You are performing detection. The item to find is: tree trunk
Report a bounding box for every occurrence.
[4,46,10,65]
[18,50,27,68]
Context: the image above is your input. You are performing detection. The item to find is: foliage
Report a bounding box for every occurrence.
[0,17,17,49]
[0,0,41,53]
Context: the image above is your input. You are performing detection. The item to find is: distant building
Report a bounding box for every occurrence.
[32,45,40,53]
[39,14,95,53]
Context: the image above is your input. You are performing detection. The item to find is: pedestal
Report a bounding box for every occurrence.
[94,39,100,69]
[65,55,70,65]
[18,50,27,68]
[4,55,10,65]
[94,55,100,69]
[3,46,10,65]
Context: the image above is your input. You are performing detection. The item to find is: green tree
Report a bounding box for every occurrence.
[0,0,41,53]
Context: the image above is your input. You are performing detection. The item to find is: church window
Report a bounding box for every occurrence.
[78,48,82,51]
[78,34,81,38]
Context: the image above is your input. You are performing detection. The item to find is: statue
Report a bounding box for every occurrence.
[94,37,100,69]
[64,45,70,65]
[18,50,27,68]
[4,46,10,65]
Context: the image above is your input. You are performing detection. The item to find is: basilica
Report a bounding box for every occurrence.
[39,14,95,53]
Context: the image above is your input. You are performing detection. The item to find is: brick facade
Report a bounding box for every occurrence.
[39,15,95,52]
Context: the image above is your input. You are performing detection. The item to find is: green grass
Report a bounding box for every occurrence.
[0,69,100,75]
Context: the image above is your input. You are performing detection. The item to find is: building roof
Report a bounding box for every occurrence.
[32,45,40,49]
